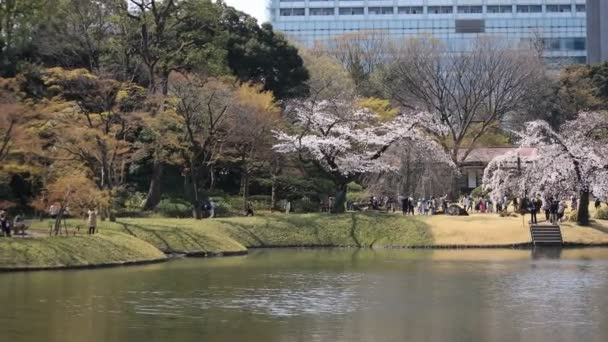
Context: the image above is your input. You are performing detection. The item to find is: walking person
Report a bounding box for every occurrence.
[401,196,408,215]
[528,197,538,224]
[595,198,602,211]
[87,208,97,235]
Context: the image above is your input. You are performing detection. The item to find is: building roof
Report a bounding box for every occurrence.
[459,147,538,165]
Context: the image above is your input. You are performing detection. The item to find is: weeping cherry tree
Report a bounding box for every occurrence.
[483,112,608,225]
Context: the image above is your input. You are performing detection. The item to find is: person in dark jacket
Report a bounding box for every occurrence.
[0,212,11,237]
[528,197,538,224]
[550,200,559,224]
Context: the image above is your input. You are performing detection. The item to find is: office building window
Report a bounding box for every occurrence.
[457,6,483,14]
[369,7,394,15]
[575,5,585,13]
[339,7,364,15]
[309,8,334,16]
[280,8,305,16]
[428,6,453,14]
[516,5,542,13]
[398,6,423,15]
[546,5,572,13]
[487,5,513,13]
[455,19,485,33]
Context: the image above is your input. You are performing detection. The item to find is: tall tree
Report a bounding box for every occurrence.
[0,0,49,76]
[319,30,389,96]
[382,37,544,171]
[220,5,309,99]
[171,76,233,218]
[274,99,450,213]
[225,83,280,211]
[483,112,608,226]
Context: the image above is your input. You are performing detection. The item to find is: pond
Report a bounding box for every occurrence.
[1,248,608,342]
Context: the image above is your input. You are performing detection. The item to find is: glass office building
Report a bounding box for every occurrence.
[269,0,587,63]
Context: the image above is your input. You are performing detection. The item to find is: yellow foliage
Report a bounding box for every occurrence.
[33,171,109,216]
[358,97,398,121]
[234,83,279,115]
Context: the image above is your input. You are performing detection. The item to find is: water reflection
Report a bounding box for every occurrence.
[531,247,563,259]
[0,248,608,342]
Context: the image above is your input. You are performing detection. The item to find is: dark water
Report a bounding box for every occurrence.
[1,248,608,342]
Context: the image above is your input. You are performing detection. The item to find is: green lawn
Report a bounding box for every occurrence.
[0,231,166,270]
[29,213,432,255]
[10,211,608,271]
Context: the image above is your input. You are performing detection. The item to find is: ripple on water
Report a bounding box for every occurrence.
[121,271,364,318]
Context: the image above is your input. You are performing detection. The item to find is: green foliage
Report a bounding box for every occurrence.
[221,7,309,99]
[347,182,363,192]
[292,197,319,213]
[156,198,192,218]
[471,186,488,198]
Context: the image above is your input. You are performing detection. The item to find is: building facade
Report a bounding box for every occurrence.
[269,0,587,63]
[586,0,608,64]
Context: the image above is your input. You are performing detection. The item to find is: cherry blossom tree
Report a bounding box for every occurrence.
[274,99,450,213]
[483,112,608,225]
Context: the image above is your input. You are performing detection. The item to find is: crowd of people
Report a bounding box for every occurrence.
[347,195,450,216]
[525,196,572,224]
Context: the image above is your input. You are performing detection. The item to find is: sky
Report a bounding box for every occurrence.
[223,0,269,24]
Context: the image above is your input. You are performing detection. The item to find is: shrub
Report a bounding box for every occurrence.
[123,192,146,210]
[156,198,192,218]
[209,197,236,217]
[293,197,319,213]
[595,207,608,220]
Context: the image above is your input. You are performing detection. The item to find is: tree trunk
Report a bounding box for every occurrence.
[241,171,250,212]
[578,190,590,226]
[333,182,348,214]
[143,161,163,210]
[270,173,277,212]
[191,168,202,219]
[209,166,216,191]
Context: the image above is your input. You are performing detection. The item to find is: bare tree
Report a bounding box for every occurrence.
[382,36,544,171]
[318,30,391,95]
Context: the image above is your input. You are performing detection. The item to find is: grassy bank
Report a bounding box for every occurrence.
[8,212,608,271]
[55,213,433,254]
[0,231,166,271]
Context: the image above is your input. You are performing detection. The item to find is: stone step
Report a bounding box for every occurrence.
[530,224,563,246]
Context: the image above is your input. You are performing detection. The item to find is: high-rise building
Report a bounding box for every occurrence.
[586,0,608,64]
[269,0,587,63]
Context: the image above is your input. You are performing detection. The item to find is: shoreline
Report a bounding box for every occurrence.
[2,213,608,273]
[4,242,608,273]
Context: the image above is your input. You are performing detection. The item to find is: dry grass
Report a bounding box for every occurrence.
[422,213,530,245]
[422,210,608,246]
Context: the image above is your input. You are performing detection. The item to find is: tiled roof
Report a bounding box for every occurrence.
[459,147,538,164]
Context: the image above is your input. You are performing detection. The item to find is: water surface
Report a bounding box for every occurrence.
[1,248,608,342]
